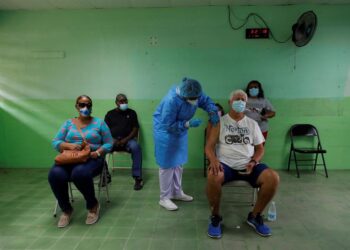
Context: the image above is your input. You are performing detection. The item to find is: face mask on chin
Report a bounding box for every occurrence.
[79,107,92,117]
[232,100,246,113]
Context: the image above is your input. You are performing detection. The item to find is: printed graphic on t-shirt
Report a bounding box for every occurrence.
[223,124,252,145]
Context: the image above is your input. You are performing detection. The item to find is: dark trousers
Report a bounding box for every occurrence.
[113,139,142,179]
[48,158,103,213]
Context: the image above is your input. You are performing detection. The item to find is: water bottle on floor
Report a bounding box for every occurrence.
[267,201,277,221]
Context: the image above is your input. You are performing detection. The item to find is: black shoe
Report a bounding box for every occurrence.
[210,215,223,227]
[134,178,143,191]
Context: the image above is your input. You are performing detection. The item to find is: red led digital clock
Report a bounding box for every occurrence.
[246,28,270,39]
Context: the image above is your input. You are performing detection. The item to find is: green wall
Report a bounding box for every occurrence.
[0,5,349,169]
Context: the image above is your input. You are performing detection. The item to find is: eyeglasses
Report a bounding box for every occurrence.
[77,102,92,108]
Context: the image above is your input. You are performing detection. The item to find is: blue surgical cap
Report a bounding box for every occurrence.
[179,77,202,98]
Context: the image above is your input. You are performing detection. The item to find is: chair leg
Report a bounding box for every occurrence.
[69,182,74,202]
[293,151,300,178]
[105,182,110,203]
[54,182,73,217]
[321,153,329,178]
[102,166,110,203]
[98,164,111,203]
[98,167,105,201]
[252,188,258,206]
[287,149,292,171]
[53,200,58,217]
[98,179,102,201]
[106,153,115,173]
[314,153,319,171]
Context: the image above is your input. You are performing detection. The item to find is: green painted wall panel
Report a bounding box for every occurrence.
[0,5,350,169]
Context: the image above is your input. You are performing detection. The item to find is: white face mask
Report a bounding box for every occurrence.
[119,103,128,111]
[187,99,198,106]
[232,100,246,113]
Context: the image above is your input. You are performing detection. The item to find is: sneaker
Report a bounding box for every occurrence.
[172,191,193,202]
[159,199,178,211]
[86,203,100,225]
[246,212,271,237]
[134,178,143,191]
[207,215,222,239]
[57,211,72,228]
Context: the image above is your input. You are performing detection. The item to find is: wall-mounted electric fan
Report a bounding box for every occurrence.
[292,11,317,47]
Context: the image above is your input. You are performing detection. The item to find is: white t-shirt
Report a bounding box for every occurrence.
[216,114,265,170]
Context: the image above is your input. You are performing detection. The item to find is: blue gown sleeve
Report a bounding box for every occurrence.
[161,98,188,135]
[198,92,218,114]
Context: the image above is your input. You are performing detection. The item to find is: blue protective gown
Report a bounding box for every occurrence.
[153,86,217,168]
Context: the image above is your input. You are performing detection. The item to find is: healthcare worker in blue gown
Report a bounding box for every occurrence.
[153,77,219,211]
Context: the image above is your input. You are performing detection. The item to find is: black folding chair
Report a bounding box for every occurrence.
[288,124,328,178]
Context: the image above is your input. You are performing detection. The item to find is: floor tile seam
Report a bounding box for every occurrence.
[82,225,113,242]
[114,194,138,228]
[123,215,157,245]
[45,234,81,250]
[23,236,54,250]
[122,217,136,247]
[148,238,176,250]
[93,235,110,250]
[57,223,90,249]
[70,237,86,250]
[122,237,131,250]
[101,235,131,240]
[23,213,55,249]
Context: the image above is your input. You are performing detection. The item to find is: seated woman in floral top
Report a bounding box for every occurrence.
[49,95,113,228]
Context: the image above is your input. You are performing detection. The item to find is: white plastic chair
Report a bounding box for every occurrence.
[106,132,140,172]
[223,180,258,206]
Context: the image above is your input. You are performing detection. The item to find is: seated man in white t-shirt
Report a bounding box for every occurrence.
[205,89,280,239]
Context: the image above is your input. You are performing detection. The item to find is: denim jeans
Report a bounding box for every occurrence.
[113,139,142,179]
[48,158,103,213]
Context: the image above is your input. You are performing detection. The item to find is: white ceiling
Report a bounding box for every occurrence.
[0,0,349,10]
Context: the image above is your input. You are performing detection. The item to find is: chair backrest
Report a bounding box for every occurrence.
[290,124,318,137]
[289,124,322,149]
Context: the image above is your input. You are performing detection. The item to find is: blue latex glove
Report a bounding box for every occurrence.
[188,118,202,128]
[209,112,220,125]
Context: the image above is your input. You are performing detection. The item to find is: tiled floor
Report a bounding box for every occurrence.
[0,168,349,250]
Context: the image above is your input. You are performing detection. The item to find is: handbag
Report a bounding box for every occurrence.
[54,119,91,165]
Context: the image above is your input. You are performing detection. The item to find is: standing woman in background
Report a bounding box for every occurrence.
[244,80,276,140]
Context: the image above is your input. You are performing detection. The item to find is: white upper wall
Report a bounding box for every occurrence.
[0,0,350,10]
